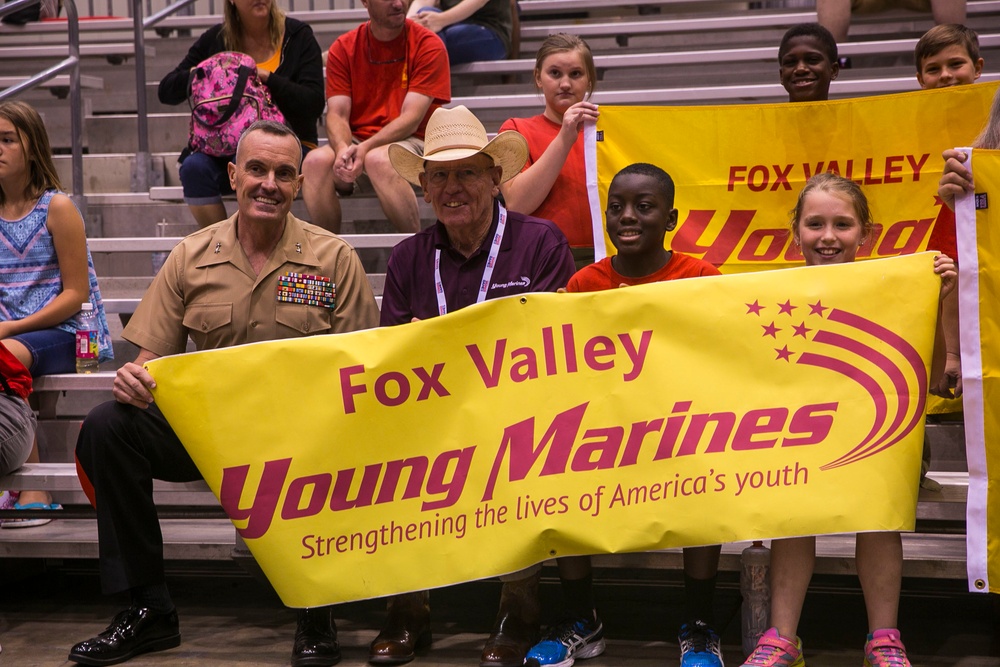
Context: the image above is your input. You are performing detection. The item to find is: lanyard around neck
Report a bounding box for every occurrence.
[433,203,508,316]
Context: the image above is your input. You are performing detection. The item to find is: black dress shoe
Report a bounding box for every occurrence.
[68,606,180,666]
[292,607,341,667]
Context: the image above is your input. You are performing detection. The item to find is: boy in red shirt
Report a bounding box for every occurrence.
[568,164,719,291]
[527,163,722,667]
[919,24,985,399]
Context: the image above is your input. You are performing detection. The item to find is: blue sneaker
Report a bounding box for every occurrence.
[679,620,724,667]
[524,615,605,667]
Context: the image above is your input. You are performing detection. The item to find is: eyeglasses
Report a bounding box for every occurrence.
[424,166,492,187]
[366,21,408,65]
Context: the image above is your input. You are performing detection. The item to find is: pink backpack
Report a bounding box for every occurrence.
[187,51,286,157]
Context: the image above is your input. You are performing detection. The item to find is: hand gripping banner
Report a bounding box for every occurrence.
[148,254,939,607]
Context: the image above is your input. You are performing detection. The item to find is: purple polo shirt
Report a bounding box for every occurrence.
[380,201,576,325]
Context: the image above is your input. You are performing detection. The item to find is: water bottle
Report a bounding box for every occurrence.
[75,302,100,374]
[741,540,771,656]
[151,219,169,275]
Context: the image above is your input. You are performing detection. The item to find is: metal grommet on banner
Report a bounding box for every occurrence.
[549,549,557,556]
[520,297,527,304]
[975,579,986,590]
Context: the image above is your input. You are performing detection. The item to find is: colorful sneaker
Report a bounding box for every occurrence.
[2,501,63,528]
[524,615,605,667]
[864,629,911,667]
[0,490,15,528]
[679,620,724,667]
[741,627,804,667]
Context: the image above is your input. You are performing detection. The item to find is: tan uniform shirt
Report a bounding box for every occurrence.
[124,213,378,355]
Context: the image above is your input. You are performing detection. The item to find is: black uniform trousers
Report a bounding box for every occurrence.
[75,400,201,594]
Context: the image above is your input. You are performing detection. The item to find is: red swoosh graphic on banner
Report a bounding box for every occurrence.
[811,309,926,469]
[806,330,911,468]
[795,352,888,468]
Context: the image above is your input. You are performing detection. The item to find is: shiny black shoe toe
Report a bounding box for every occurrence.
[293,607,342,667]
[68,606,180,666]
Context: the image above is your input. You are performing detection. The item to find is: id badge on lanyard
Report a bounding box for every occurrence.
[433,204,508,316]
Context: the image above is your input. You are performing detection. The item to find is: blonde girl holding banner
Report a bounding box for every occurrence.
[499,33,600,266]
[740,173,956,667]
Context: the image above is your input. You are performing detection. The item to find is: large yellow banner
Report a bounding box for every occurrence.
[585,83,998,273]
[955,149,1000,594]
[149,254,939,607]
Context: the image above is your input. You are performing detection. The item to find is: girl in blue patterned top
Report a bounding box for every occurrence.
[0,100,112,523]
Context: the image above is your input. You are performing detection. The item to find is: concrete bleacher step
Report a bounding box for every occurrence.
[0,519,236,560]
[73,68,919,154]
[456,33,1000,78]
[0,42,153,63]
[53,153,168,194]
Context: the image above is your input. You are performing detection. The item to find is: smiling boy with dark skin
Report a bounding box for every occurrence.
[568,163,720,289]
[778,23,840,103]
[558,163,724,667]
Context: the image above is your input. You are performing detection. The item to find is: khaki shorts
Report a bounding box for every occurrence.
[852,0,931,13]
[390,136,424,155]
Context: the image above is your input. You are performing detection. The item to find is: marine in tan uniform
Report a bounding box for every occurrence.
[69,120,377,667]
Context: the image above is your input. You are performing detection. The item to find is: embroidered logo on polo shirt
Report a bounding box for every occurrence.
[277,272,336,309]
[491,276,531,290]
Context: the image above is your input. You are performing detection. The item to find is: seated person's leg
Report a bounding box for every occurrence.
[741,537,812,667]
[7,329,75,376]
[365,144,421,233]
[678,545,723,667]
[76,400,201,594]
[302,145,344,233]
[856,531,909,667]
[2,332,72,513]
[0,393,35,478]
[855,531,902,631]
[526,556,605,667]
[769,536,815,639]
[179,151,232,229]
[816,0,852,42]
[70,400,201,663]
[439,22,507,65]
[929,0,966,24]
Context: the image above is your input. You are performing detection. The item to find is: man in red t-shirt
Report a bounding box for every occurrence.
[301,0,451,234]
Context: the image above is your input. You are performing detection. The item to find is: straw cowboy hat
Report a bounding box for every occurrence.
[388,105,529,186]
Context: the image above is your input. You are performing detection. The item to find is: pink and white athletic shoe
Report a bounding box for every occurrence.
[864,629,911,667]
[741,628,804,667]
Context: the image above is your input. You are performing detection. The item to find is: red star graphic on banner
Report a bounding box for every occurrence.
[778,299,797,315]
[746,300,765,315]
[808,300,828,316]
[792,322,812,338]
[762,321,781,338]
[775,345,794,361]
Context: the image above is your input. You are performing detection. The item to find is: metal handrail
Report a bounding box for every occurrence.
[130,0,210,191]
[0,0,84,208]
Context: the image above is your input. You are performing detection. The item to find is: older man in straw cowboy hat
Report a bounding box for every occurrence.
[373,105,575,667]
